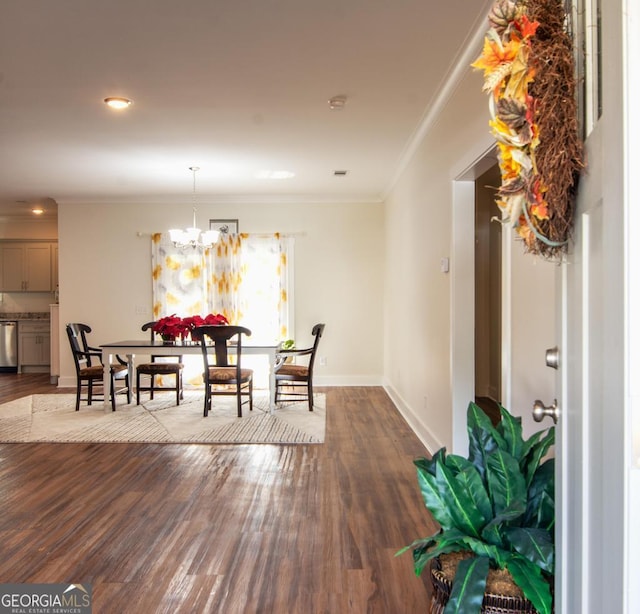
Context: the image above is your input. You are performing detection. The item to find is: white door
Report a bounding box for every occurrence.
[557,0,637,610]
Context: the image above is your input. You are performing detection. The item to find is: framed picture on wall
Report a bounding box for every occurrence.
[210,219,239,235]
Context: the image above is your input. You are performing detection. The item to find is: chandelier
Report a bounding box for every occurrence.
[168,167,220,249]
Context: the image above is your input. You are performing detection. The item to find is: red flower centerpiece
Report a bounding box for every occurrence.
[153,313,229,344]
[182,313,229,342]
[152,314,188,343]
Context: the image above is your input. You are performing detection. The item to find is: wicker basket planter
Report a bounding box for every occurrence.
[429,557,540,614]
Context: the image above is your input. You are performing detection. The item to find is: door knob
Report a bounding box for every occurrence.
[545,346,559,369]
[532,399,559,424]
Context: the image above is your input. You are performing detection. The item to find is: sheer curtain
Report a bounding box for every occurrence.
[151,232,209,319]
[236,233,291,344]
[208,233,244,324]
[151,231,292,386]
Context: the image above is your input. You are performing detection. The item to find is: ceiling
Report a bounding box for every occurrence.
[0,0,488,218]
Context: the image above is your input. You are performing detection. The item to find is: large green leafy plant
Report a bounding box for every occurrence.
[398,402,555,614]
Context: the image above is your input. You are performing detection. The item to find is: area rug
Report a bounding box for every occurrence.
[0,392,325,444]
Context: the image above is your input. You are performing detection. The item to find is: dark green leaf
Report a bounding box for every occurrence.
[460,537,511,567]
[416,466,456,529]
[491,499,528,524]
[455,465,492,525]
[444,556,490,614]
[411,529,469,575]
[479,522,504,547]
[445,453,474,474]
[506,556,553,614]
[497,405,524,460]
[481,499,526,548]
[525,460,555,529]
[411,541,433,576]
[435,460,485,537]
[523,427,555,488]
[395,534,437,558]
[467,403,505,481]
[414,448,446,477]
[520,429,543,459]
[537,492,555,533]
[396,529,470,576]
[504,527,554,572]
[486,450,526,517]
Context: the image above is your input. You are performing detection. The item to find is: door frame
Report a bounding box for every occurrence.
[450,144,495,455]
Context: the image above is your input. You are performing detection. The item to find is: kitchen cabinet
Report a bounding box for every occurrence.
[18,320,51,373]
[0,241,57,292]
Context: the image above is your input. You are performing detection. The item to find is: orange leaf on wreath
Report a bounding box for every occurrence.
[531,200,550,220]
[471,35,519,76]
[515,15,540,39]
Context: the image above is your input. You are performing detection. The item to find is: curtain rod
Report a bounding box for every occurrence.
[136,231,306,238]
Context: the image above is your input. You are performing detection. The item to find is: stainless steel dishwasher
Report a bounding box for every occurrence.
[0,320,18,372]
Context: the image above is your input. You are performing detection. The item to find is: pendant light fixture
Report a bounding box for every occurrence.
[168,167,220,249]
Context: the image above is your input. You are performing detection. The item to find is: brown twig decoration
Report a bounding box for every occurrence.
[473,0,584,259]
[526,0,584,257]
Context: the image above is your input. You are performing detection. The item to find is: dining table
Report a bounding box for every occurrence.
[100,339,279,413]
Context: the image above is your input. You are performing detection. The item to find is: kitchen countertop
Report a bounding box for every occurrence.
[0,312,50,321]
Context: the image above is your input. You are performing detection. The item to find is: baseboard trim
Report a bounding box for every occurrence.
[383,381,443,455]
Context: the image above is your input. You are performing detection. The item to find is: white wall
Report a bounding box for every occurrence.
[383,50,557,452]
[383,67,489,452]
[57,200,384,387]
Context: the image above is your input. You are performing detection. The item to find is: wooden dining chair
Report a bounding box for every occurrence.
[274,323,325,411]
[135,321,184,406]
[66,322,130,411]
[194,325,253,417]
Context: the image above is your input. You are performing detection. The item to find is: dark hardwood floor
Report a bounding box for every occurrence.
[0,375,436,613]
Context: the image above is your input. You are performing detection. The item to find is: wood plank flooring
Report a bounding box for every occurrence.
[0,375,436,613]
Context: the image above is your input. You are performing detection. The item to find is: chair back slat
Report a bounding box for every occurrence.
[66,322,96,372]
[195,325,251,368]
[307,323,325,371]
[193,325,253,417]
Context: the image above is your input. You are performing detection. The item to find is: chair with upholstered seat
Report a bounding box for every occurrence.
[194,325,253,417]
[135,321,184,406]
[66,322,130,411]
[274,323,325,411]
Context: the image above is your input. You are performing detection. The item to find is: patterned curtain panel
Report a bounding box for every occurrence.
[208,233,244,324]
[152,231,291,342]
[151,233,209,318]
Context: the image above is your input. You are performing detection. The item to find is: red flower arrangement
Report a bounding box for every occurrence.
[182,313,229,341]
[153,313,228,341]
[152,314,187,340]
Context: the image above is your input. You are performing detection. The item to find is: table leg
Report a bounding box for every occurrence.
[126,353,134,403]
[102,349,111,409]
[268,350,276,414]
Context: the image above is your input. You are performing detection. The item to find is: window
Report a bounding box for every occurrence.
[151,232,293,387]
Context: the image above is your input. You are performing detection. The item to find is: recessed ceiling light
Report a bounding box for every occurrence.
[255,170,295,180]
[31,207,44,215]
[328,95,347,110]
[104,97,132,110]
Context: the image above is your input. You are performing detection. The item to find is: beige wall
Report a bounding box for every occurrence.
[57,200,384,387]
[383,58,556,451]
[383,67,489,451]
